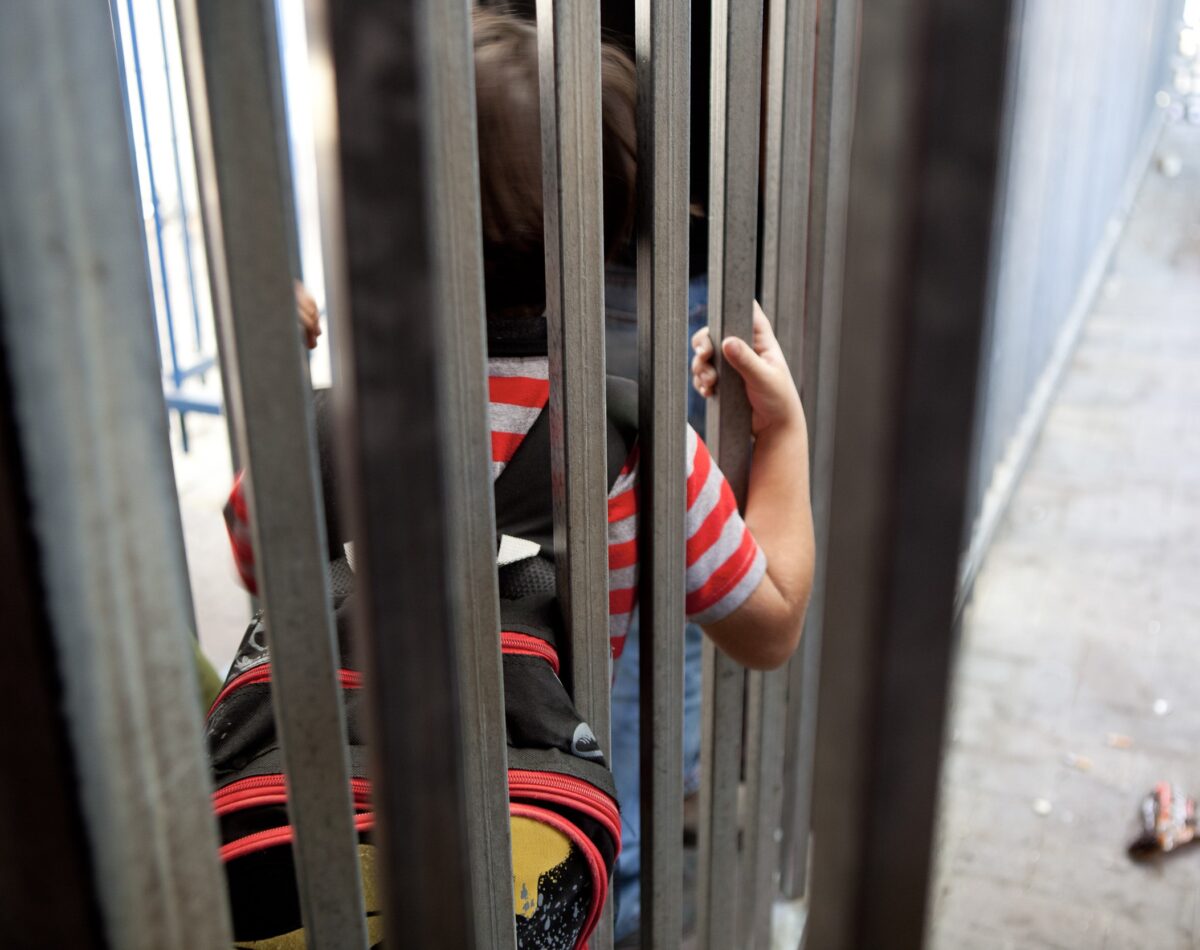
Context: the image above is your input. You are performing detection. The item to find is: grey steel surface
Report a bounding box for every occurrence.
[421,0,517,942]
[739,669,787,949]
[536,4,614,941]
[804,0,1014,946]
[183,2,367,946]
[324,1,479,944]
[743,0,819,939]
[698,0,764,946]
[634,0,690,945]
[0,3,232,946]
[780,0,859,901]
[536,0,613,742]
[960,0,1179,595]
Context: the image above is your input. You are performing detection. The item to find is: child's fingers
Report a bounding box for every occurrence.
[750,300,778,353]
[692,325,712,355]
[693,364,718,391]
[721,335,773,390]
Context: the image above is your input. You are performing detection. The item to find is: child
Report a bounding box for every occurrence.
[221,8,814,945]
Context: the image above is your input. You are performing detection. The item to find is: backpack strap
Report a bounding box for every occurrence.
[493,375,639,556]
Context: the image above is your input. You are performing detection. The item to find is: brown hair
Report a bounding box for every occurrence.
[473,8,637,317]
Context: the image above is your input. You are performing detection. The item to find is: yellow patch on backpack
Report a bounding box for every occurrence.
[510,815,572,919]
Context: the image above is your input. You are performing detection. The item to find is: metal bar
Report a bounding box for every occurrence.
[697,0,764,946]
[536,0,612,750]
[164,392,223,416]
[180,2,367,946]
[0,3,233,946]
[154,0,206,351]
[121,0,186,391]
[322,1,482,945]
[740,0,819,942]
[419,0,517,942]
[171,2,243,475]
[270,0,305,284]
[805,0,1014,945]
[635,0,690,946]
[0,326,106,948]
[780,0,860,901]
[536,2,614,942]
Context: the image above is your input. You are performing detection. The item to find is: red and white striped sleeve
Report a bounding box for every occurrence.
[488,357,550,480]
[606,446,640,659]
[223,470,258,595]
[605,425,766,657]
[682,426,766,624]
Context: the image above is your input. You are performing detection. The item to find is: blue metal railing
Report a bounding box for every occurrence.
[109,0,220,452]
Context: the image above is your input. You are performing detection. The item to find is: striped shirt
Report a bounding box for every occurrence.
[224,355,765,660]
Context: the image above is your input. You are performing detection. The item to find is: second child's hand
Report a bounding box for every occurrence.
[295,280,321,350]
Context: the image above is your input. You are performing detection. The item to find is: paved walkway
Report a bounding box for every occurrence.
[930,121,1200,949]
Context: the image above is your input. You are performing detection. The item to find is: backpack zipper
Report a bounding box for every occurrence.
[208,665,362,717]
[220,811,375,863]
[213,774,372,816]
[508,769,621,848]
[500,631,560,674]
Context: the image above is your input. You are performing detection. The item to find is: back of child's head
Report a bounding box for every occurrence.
[473,8,636,318]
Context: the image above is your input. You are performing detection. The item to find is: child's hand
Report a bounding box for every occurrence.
[691,301,803,437]
[295,280,321,350]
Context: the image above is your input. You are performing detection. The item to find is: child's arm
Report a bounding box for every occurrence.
[689,302,815,670]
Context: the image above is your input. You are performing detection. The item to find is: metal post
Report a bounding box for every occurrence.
[697,0,764,946]
[0,3,233,946]
[153,0,206,352]
[804,0,1014,945]
[118,0,186,394]
[536,0,613,747]
[635,0,690,946]
[536,2,614,942]
[0,337,106,948]
[739,0,819,944]
[411,0,517,941]
[320,0,498,945]
[177,2,367,946]
[171,2,243,475]
[780,0,860,901]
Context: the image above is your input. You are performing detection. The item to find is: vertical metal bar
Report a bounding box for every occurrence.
[805,0,1014,945]
[419,0,517,942]
[179,2,368,946]
[0,337,106,948]
[321,1,484,945]
[780,0,860,901]
[120,0,186,392]
[536,2,613,942]
[697,0,764,947]
[0,3,233,947]
[171,1,243,475]
[537,0,613,750]
[635,0,690,946]
[740,0,819,943]
[153,0,206,351]
[267,0,304,286]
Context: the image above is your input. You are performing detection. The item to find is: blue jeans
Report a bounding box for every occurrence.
[604,267,708,940]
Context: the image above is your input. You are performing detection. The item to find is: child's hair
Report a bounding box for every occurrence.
[473,8,637,318]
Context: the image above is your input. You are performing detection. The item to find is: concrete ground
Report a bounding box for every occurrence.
[929,121,1200,949]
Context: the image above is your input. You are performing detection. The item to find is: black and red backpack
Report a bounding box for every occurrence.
[205,320,638,949]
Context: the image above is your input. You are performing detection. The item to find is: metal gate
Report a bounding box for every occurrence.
[0,0,1023,947]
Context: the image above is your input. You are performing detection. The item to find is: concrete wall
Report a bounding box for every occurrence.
[962,0,1180,584]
